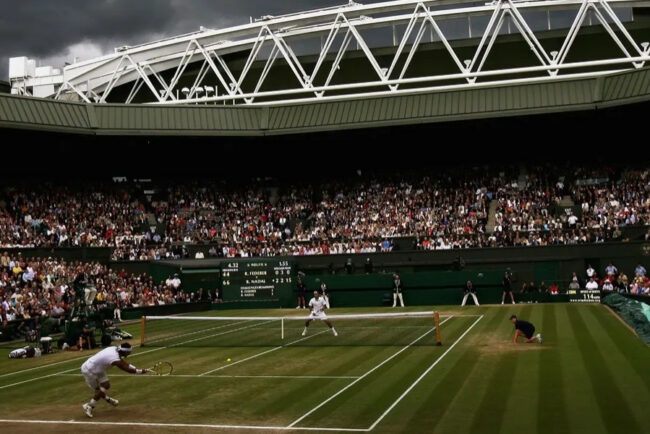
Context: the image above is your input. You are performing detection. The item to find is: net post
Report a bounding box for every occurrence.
[434,311,442,346]
[140,316,146,347]
[281,317,285,340]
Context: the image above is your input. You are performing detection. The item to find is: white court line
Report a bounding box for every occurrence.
[0,346,166,391]
[366,314,484,431]
[0,319,246,379]
[0,354,89,379]
[0,419,367,432]
[57,373,359,379]
[0,320,271,391]
[145,319,246,345]
[199,329,329,376]
[287,316,453,428]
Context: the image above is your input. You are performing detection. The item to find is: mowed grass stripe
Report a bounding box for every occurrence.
[218,318,462,426]
[246,336,422,418]
[588,305,650,393]
[466,306,534,434]
[433,307,510,434]
[579,306,650,418]
[0,321,268,389]
[0,345,165,389]
[396,308,502,433]
[500,305,545,434]
[289,316,468,428]
[536,304,569,434]
[468,353,517,433]
[251,344,412,420]
[310,318,471,427]
[557,305,609,434]
[567,305,642,433]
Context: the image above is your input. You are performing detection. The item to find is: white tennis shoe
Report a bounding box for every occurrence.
[82,403,93,418]
[106,397,119,406]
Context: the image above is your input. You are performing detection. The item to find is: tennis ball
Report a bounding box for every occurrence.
[227,358,232,363]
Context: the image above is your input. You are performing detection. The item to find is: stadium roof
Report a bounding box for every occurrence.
[1,65,649,136]
[8,0,650,106]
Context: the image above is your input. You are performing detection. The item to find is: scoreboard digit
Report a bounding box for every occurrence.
[221,259,295,301]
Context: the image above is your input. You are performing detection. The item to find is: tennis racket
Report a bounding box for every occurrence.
[149,361,174,376]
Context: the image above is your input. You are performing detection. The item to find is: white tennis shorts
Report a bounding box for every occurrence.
[81,366,109,390]
[309,311,327,320]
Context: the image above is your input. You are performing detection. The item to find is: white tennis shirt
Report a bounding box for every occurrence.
[309,297,327,314]
[82,347,121,375]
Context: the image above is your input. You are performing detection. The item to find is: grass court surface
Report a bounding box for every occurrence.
[0,303,649,434]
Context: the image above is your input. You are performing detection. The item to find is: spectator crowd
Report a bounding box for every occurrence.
[571,260,650,295]
[0,165,647,261]
[0,252,218,332]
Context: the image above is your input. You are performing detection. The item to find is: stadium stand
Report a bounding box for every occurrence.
[0,165,648,260]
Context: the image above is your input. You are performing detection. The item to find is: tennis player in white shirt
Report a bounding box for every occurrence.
[80,343,152,418]
[302,291,338,336]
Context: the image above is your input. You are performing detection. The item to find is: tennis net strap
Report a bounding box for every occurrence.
[140,311,442,348]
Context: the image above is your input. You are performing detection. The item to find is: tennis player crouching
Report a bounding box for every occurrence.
[81,342,152,418]
[303,291,338,337]
[510,315,542,344]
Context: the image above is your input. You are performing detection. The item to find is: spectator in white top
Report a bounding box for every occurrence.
[567,213,578,228]
[195,251,205,259]
[586,265,595,278]
[585,277,599,290]
[171,274,181,289]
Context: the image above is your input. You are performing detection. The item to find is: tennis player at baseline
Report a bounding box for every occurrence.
[81,342,152,418]
[302,291,338,336]
[510,315,542,344]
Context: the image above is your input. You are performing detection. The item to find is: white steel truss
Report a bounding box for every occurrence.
[14,0,650,105]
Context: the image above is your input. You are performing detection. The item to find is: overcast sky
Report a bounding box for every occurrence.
[0,0,391,79]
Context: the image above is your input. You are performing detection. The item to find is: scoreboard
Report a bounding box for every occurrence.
[221,259,295,301]
[568,289,601,303]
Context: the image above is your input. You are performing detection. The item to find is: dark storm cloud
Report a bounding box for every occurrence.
[0,0,384,79]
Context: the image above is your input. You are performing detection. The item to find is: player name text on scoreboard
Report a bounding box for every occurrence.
[221,259,294,300]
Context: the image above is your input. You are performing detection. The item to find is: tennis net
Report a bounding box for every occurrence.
[140,311,443,347]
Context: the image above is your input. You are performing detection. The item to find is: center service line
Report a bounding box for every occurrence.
[199,329,330,376]
[367,314,484,431]
[288,316,453,428]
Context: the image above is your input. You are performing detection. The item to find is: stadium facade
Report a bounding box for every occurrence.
[2,0,650,136]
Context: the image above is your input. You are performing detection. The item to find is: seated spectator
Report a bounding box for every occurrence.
[602,279,614,291]
[519,282,528,294]
[585,277,599,290]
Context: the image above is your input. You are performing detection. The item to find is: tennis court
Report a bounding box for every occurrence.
[1,304,649,433]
